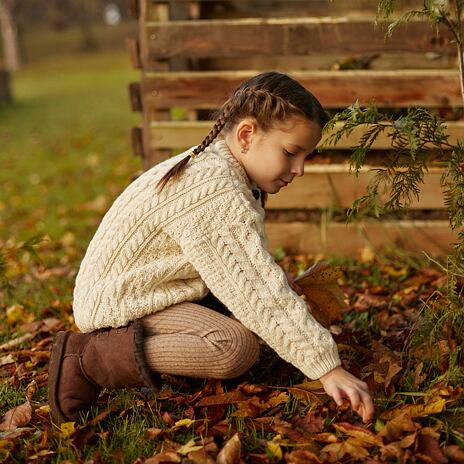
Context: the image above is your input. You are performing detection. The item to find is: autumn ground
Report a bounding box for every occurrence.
[1,26,464,464]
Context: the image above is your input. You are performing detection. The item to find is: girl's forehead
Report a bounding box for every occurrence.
[272,116,322,139]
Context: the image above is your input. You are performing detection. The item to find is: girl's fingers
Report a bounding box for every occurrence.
[331,389,344,406]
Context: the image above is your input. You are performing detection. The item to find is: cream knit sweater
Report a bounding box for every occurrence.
[73,139,341,379]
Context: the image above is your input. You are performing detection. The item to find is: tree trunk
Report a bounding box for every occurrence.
[0,0,20,71]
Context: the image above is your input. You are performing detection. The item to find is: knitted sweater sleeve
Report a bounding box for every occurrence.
[163,188,341,380]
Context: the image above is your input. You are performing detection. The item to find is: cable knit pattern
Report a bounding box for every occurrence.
[73,139,341,379]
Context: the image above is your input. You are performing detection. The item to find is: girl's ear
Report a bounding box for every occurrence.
[236,118,258,147]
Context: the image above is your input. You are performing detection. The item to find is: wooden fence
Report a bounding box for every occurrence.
[126,0,462,257]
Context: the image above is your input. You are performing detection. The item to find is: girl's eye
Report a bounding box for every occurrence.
[284,149,296,157]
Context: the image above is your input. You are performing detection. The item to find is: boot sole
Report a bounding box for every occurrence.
[48,331,72,425]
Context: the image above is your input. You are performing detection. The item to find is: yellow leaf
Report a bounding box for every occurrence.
[267,392,289,408]
[6,304,34,325]
[380,398,447,421]
[267,441,283,460]
[171,418,195,430]
[59,422,76,439]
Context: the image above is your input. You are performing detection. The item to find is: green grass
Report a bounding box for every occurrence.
[0,43,141,251]
[1,25,463,463]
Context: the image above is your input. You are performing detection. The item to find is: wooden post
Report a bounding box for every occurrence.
[0,68,11,102]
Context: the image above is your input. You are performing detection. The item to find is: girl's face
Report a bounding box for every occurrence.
[225,114,322,194]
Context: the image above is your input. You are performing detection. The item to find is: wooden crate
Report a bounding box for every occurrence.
[126,0,461,257]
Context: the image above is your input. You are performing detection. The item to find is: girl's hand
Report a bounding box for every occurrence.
[284,270,304,296]
[319,366,374,423]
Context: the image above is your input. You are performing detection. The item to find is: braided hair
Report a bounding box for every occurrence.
[155,72,329,207]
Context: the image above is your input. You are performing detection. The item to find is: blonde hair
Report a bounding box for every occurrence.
[155,72,329,207]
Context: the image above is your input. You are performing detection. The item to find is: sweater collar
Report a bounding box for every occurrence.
[210,139,258,191]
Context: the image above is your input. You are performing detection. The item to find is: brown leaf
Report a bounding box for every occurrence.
[286,379,326,406]
[0,400,32,430]
[291,411,324,434]
[444,445,464,463]
[144,452,181,464]
[322,438,369,460]
[25,380,37,401]
[145,428,164,439]
[216,433,241,464]
[294,262,347,327]
[294,262,344,286]
[416,431,448,464]
[272,418,306,443]
[285,449,322,464]
[238,383,268,396]
[333,422,383,447]
[187,448,216,464]
[378,413,417,443]
[312,432,338,443]
[0,333,35,351]
[195,391,248,407]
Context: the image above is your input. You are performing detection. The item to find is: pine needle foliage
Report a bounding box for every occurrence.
[323,0,464,380]
[323,105,451,220]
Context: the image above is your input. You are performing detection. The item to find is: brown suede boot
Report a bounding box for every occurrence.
[48,320,158,425]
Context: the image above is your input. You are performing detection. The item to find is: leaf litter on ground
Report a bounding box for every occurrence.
[1,246,464,463]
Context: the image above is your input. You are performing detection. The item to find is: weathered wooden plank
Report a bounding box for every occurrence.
[142,18,453,63]
[266,165,445,210]
[148,120,464,150]
[264,220,455,256]
[126,38,142,70]
[131,126,145,158]
[141,70,461,109]
[128,82,143,112]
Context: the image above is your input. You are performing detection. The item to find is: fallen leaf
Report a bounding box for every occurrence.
[27,449,55,460]
[171,418,195,430]
[285,449,322,464]
[294,262,347,327]
[59,422,76,439]
[416,431,448,464]
[266,434,283,460]
[378,413,417,443]
[266,392,289,408]
[444,444,464,463]
[144,452,181,464]
[0,333,35,351]
[187,448,216,464]
[333,422,383,447]
[0,401,32,430]
[322,437,369,460]
[0,354,16,367]
[291,411,324,433]
[380,397,447,420]
[177,438,203,455]
[145,428,164,439]
[195,391,248,407]
[216,433,241,464]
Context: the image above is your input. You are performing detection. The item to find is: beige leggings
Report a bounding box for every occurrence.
[141,299,260,379]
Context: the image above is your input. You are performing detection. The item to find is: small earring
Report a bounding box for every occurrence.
[241,146,248,154]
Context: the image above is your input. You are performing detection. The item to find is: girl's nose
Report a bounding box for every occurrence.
[291,161,305,177]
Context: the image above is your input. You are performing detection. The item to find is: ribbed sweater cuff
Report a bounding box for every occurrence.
[305,344,341,380]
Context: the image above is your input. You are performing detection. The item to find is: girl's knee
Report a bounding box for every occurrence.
[217,323,260,379]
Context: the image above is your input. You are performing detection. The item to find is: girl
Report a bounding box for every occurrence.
[48,72,374,426]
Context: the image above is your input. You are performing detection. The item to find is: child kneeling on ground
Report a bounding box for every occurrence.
[48,71,374,425]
